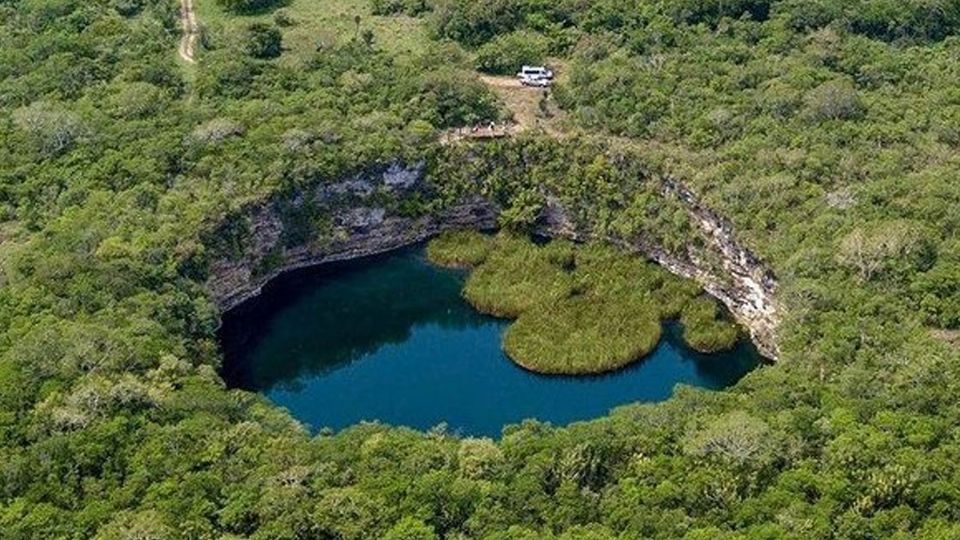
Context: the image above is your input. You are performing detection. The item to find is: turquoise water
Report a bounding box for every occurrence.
[220,248,761,437]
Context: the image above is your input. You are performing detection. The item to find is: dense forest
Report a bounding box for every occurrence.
[3,0,960,538]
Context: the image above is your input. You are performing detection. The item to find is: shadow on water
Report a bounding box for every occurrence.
[662,323,762,386]
[220,247,483,391]
[219,246,763,437]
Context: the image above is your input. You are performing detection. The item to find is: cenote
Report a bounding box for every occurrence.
[220,247,762,438]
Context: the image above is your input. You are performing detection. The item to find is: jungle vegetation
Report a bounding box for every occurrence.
[2,0,960,538]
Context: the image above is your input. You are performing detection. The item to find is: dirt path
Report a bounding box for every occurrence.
[179,0,199,63]
[479,75,558,134]
[440,75,565,143]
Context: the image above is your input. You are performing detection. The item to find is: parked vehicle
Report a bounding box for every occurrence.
[517,65,553,86]
[521,76,552,87]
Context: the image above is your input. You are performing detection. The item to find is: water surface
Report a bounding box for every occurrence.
[220,248,761,437]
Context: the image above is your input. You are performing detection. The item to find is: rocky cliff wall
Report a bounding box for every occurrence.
[206,163,498,312]
[206,164,780,359]
[536,178,780,359]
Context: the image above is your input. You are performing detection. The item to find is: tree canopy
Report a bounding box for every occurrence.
[2,0,960,538]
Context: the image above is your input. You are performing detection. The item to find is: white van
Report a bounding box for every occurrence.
[517,65,554,86]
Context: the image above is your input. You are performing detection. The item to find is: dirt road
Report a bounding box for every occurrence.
[478,75,566,137]
[478,75,544,131]
[179,0,199,63]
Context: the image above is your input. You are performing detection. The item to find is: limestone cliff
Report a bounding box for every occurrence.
[206,163,497,312]
[537,178,780,360]
[206,163,780,359]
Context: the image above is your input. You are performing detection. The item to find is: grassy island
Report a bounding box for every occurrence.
[504,294,663,374]
[461,234,576,318]
[429,231,742,374]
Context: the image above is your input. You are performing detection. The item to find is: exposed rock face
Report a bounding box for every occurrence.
[537,178,780,360]
[206,164,780,359]
[660,178,779,358]
[206,163,497,312]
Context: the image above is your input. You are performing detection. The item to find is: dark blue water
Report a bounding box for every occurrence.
[220,247,761,437]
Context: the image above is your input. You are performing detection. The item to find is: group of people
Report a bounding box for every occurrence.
[456,121,508,137]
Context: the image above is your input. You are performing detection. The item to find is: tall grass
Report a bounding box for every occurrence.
[426,230,493,268]
[462,234,575,318]
[504,293,662,374]
[426,233,743,374]
[680,296,740,353]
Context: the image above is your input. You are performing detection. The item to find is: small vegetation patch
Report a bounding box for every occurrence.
[426,230,493,268]
[197,0,434,66]
[680,296,741,353]
[428,232,743,374]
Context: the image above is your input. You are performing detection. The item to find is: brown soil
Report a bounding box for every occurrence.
[931,328,960,349]
[179,0,199,64]
[478,75,564,135]
[439,75,566,144]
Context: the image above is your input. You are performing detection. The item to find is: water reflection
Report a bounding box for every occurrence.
[221,249,479,390]
[220,247,762,437]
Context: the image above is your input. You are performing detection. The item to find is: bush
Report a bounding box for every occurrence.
[245,23,282,59]
[273,8,295,26]
[684,411,776,467]
[105,82,168,119]
[371,0,429,16]
[429,0,524,47]
[196,51,262,98]
[192,118,244,144]
[383,517,438,540]
[215,0,282,14]
[474,30,549,75]
[13,101,85,157]
[836,221,926,281]
[804,79,864,121]
[418,69,501,127]
[844,0,960,42]
[680,296,739,353]
[913,262,960,328]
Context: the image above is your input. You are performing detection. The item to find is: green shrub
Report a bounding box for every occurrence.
[803,79,864,122]
[245,23,282,59]
[474,30,549,75]
[216,0,282,14]
[383,516,438,540]
[13,101,86,157]
[371,0,429,16]
[680,296,740,353]
[419,69,501,127]
[273,8,295,26]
